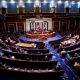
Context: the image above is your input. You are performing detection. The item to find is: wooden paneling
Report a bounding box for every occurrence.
[34,7,41,13]
[17,22,24,32]
[0,13,80,33]
[17,7,25,14]
[6,23,16,33]
[64,7,69,13]
[1,8,7,14]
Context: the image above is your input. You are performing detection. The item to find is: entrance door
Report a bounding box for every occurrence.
[8,24,16,33]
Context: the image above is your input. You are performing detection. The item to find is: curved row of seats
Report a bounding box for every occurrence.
[0,56,57,70]
[50,34,80,78]
[58,40,80,52]
[0,37,64,80]
[2,49,53,61]
[0,67,64,80]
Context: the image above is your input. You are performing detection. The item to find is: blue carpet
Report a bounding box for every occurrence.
[18,35,29,41]
[44,33,62,44]
[19,33,80,80]
[45,43,79,80]
[44,33,80,80]
[18,33,63,42]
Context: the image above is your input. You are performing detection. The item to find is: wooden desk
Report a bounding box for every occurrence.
[26,32,55,40]
[61,39,76,46]
[15,43,36,48]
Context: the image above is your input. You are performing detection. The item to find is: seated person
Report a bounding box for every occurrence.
[55,63,62,70]
[31,43,36,49]
[0,42,7,49]
[5,37,11,45]
[6,48,12,52]
[60,49,67,58]
[0,39,3,43]
[74,53,79,57]
[65,52,72,60]
[59,44,63,49]
[18,48,24,53]
[11,56,15,59]
[52,56,56,61]
[73,62,80,68]
[11,46,19,52]
[5,37,16,45]
[0,50,4,56]
[36,27,43,33]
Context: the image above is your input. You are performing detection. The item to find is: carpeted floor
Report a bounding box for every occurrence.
[0,33,80,80]
[18,33,80,80]
[44,33,80,80]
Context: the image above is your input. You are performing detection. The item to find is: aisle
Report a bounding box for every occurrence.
[19,33,80,80]
[44,34,80,80]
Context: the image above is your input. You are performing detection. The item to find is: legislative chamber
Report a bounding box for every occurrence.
[0,0,80,80]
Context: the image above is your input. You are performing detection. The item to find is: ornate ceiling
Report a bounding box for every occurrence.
[2,0,80,2]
